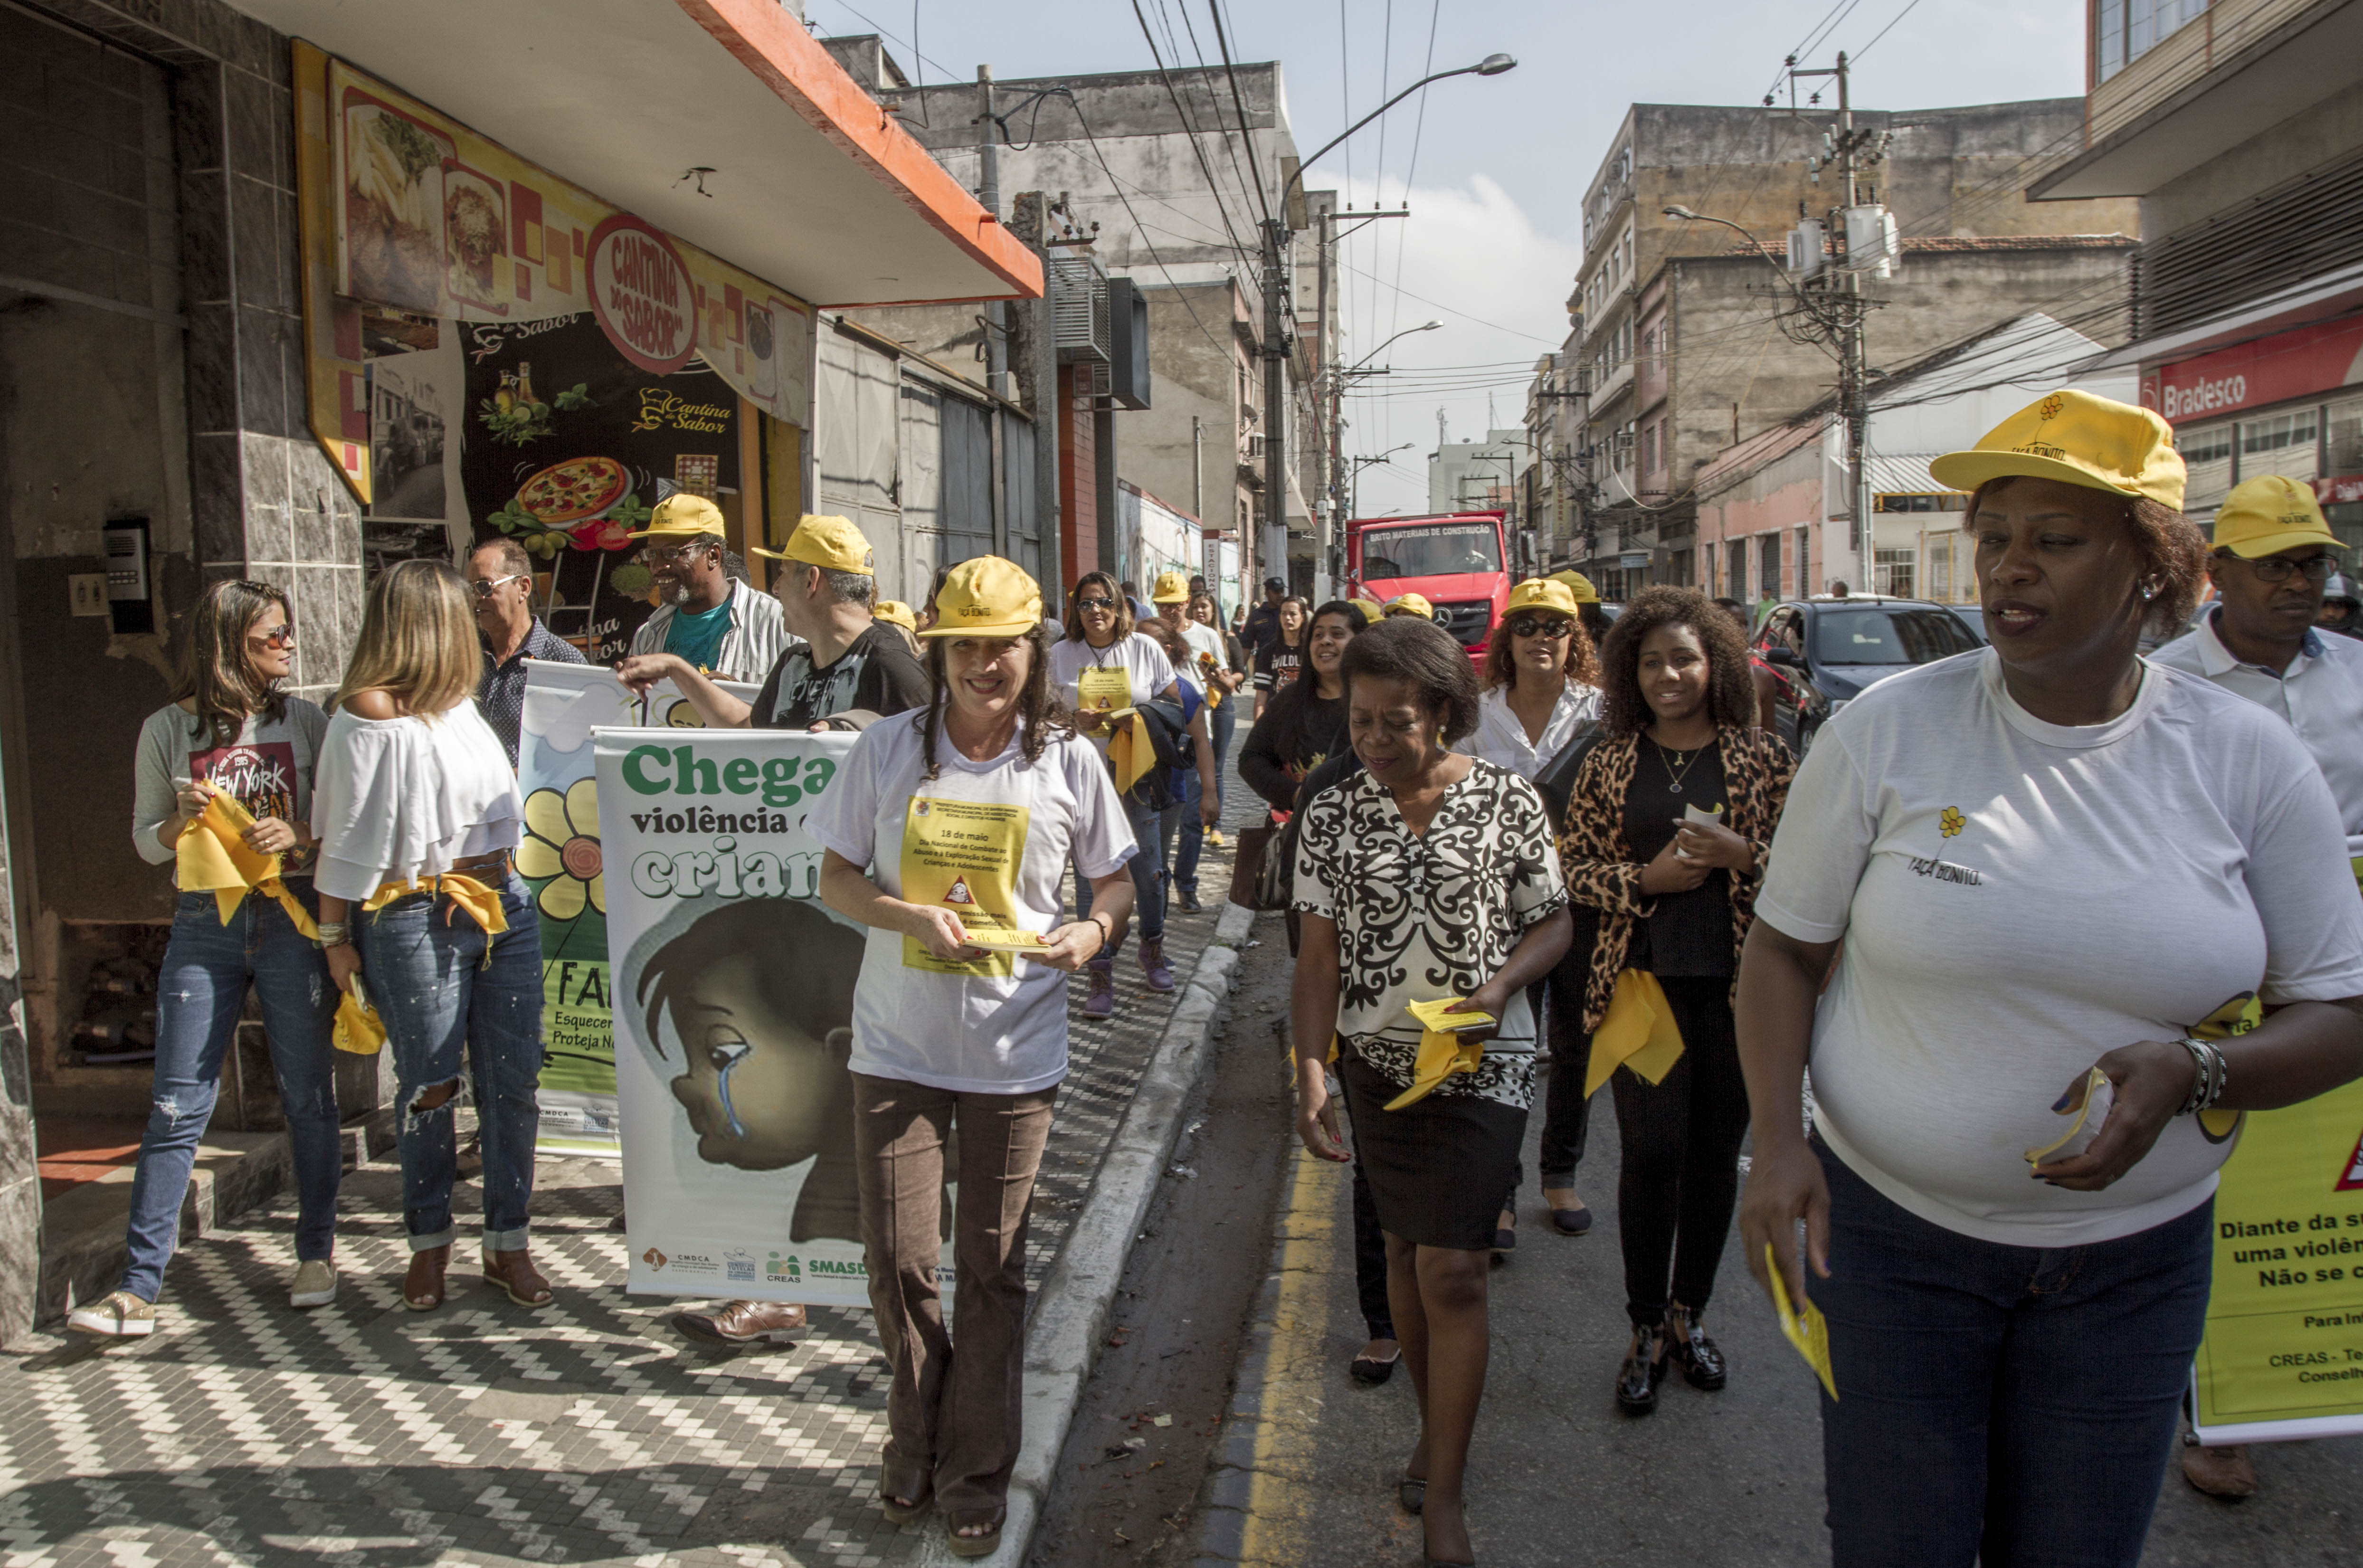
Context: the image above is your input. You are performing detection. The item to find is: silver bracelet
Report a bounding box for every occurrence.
[2175,1037,2226,1115]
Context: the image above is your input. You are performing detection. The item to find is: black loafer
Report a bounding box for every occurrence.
[1491,1226,1516,1258]
[1616,1323,1667,1414]
[1350,1347,1401,1385]
[1667,1310,1727,1392]
[1548,1204,1593,1236]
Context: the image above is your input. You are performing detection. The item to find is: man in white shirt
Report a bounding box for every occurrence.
[2147,473,2361,1501]
[621,494,788,684]
[2152,475,2363,864]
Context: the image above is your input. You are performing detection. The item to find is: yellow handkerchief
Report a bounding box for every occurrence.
[1766,1244,1839,1400]
[176,793,281,924]
[1586,969,1686,1098]
[332,990,386,1055]
[1105,711,1156,795]
[1385,998,1495,1111]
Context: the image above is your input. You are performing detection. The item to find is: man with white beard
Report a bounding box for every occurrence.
[620,494,787,683]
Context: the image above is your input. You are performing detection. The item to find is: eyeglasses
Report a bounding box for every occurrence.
[643,540,715,565]
[250,624,296,649]
[1075,595,1118,612]
[2232,552,2338,584]
[1508,616,1574,640]
[469,573,528,599]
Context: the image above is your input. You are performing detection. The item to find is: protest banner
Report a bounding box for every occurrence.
[2191,1078,2363,1444]
[518,660,754,1156]
[596,726,942,1305]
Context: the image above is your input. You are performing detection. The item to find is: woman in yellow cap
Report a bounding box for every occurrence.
[812,557,1135,1558]
[1737,390,2363,1561]
[310,561,546,1315]
[70,580,344,1340]
[1460,577,1606,1253]
[1561,586,1793,1413]
[1292,615,1572,1568]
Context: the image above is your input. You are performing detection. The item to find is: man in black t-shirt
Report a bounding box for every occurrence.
[624,514,929,1350]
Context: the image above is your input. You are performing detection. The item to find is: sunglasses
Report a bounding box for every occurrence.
[469,573,528,599]
[1508,616,1574,639]
[1075,595,1118,612]
[249,623,296,648]
[2232,552,2337,584]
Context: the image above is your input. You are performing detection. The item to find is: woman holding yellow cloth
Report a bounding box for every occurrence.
[70,581,343,1340]
[1560,586,1794,1414]
[1291,617,1571,1568]
[311,561,544,1315]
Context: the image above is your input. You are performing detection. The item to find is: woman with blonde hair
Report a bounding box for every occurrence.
[311,559,544,1313]
[70,579,343,1338]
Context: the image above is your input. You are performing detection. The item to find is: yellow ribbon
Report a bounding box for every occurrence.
[332,990,386,1055]
[363,872,509,934]
[174,793,319,939]
[1384,998,1498,1111]
[1586,969,1687,1098]
[1104,710,1155,796]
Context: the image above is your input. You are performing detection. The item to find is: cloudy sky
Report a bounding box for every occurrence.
[801,0,2090,518]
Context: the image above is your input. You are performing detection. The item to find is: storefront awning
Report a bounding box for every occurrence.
[237,0,1038,307]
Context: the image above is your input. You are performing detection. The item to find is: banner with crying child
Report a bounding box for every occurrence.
[595,727,950,1306]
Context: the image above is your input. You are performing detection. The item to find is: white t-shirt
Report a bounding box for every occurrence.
[1048,634,1176,757]
[1758,648,2363,1248]
[1179,620,1230,673]
[808,713,1137,1093]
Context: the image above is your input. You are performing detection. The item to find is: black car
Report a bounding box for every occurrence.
[1751,596,1986,753]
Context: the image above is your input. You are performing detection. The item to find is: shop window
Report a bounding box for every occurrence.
[1925,536,1951,603]
[2180,420,2235,516]
[2327,397,2363,477]
[1874,547,1915,599]
[2241,408,2320,485]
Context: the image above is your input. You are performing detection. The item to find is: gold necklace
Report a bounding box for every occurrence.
[1652,738,1706,795]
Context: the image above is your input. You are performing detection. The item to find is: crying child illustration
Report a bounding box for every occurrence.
[631,897,865,1243]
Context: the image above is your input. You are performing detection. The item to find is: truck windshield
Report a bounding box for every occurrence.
[1813,606,1982,665]
[1360,522,1501,580]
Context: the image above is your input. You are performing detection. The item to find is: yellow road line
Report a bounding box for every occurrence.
[1238,1142,1338,1564]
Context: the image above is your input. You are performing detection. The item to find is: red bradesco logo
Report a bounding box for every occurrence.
[587,214,697,373]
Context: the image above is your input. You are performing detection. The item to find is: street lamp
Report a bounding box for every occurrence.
[1331,320,1442,387]
[1348,442,1416,520]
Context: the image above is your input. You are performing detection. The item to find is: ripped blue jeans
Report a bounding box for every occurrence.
[120,888,342,1302]
[358,874,541,1254]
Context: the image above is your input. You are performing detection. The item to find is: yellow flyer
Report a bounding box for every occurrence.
[2192,1078,2363,1443]
[1076,664,1133,718]
[900,796,1030,978]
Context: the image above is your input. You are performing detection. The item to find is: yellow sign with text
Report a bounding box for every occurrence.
[1076,665,1133,718]
[900,796,1029,979]
[2192,1078,2363,1439]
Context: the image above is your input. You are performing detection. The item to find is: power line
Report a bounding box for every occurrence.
[1205,0,1278,229]
[1334,257,1562,342]
[1852,0,1931,60]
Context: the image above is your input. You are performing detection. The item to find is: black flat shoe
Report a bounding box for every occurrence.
[1667,1308,1727,1392]
[1397,1473,1424,1515]
[1548,1203,1593,1235]
[1349,1347,1401,1385]
[1490,1225,1516,1259]
[1616,1322,1667,1414]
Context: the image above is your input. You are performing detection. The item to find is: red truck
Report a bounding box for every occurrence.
[1345,510,1512,665]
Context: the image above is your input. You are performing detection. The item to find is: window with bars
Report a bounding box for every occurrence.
[1874,547,1916,599]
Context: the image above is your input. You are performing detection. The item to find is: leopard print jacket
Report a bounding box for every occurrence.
[1557,725,1797,1033]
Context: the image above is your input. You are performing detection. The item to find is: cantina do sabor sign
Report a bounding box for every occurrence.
[588,215,697,374]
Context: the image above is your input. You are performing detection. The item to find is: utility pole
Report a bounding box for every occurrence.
[1010,190,1061,611]
[1259,211,1289,595]
[977,67,1009,402]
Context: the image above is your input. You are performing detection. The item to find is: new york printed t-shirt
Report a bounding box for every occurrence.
[1757,648,2363,1248]
[1048,634,1175,758]
[808,714,1137,1093]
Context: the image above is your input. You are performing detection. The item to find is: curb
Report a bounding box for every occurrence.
[911,900,1259,1567]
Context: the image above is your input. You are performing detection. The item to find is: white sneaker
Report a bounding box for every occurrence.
[67,1291,156,1337]
[288,1259,337,1309]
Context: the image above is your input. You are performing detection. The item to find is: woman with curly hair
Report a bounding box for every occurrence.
[1738,392,2363,1564]
[1460,578,1606,1252]
[1562,584,1794,1413]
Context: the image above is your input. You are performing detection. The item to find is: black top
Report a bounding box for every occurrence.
[1243,602,1282,651]
[1253,637,1305,693]
[749,623,930,729]
[1622,737,1732,979]
[1240,681,1347,811]
[475,618,587,768]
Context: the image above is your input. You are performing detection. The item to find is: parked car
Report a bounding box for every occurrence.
[1751,595,1986,754]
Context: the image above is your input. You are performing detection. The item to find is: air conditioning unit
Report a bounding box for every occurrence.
[1047,249,1111,363]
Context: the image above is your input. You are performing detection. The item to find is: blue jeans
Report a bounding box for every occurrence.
[1813,1137,2212,1568]
[1076,789,1163,956]
[1162,771,1205,901]
[121,889,342,1301]
[1207,696,1236,814]
[359,873,542,1253]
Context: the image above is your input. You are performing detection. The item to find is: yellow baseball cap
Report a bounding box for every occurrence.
[2210,475,2343,559]
[1150,569,1191,604]
[750,513,877,574]
[1927,389,2186,511]
[1383,592,1434,620]
[627,493,726,539]
[873,599,917,632]
[919,556,1042,638]
[1504,578,1579,618]
[1548,569,1601,604]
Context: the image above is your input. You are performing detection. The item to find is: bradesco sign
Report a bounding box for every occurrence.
[2144,314,2363,424]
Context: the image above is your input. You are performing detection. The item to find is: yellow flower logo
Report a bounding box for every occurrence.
[664,698,706,728]
[1939,807,1965,840]
[2038,394,2064,421]
[517,777,604,922]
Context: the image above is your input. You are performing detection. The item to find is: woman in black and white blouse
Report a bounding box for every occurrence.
[1291,616,1572,1568]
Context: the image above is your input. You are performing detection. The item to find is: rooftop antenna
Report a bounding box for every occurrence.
[1438,407,1449,447]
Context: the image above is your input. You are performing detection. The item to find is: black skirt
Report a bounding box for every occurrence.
[1338,1053,1529,1251]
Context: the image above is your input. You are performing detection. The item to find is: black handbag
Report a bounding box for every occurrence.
[1532,717,1604,832]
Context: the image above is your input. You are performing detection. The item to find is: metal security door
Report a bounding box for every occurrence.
[816,328,904,602]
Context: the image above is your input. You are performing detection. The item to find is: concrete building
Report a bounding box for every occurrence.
[1692,313,2138,608]
[1427,428,1529,518]
[1541,98,2141,599]
[0,0,1033,1339]
[2031,0,2363,537]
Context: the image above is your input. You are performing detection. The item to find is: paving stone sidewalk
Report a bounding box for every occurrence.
[0,782,1258,1568]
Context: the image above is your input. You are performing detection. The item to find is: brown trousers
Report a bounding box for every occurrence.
[851,1071,1057,1512]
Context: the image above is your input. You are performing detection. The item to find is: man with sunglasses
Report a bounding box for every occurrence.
[2149,472,2363,1500]
[470,538,585,769]
[621,494,787,684]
